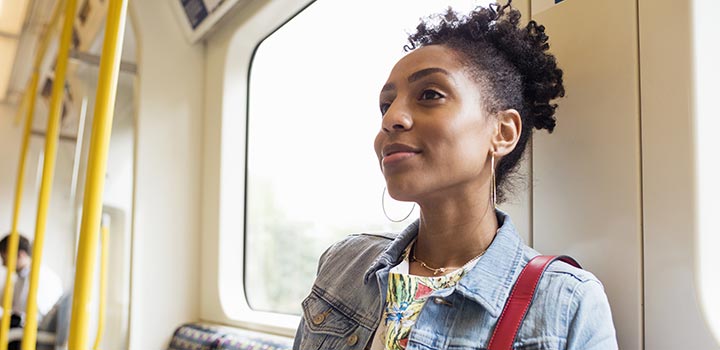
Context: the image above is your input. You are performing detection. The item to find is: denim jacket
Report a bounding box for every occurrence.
[293,211,618,350]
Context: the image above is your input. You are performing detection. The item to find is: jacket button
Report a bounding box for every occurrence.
[312,313,326,325]
[347,334,359,346]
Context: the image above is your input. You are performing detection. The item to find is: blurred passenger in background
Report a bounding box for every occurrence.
[0,234,63,323]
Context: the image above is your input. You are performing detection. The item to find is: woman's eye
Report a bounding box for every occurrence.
[380,103,390,115]
[420,89,444,100]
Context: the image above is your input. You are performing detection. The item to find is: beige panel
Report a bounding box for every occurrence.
[639,0,720,348]
[0,38,18,99]
[127,0,204,347]
[532,1,642,349]
[0,0,30,34]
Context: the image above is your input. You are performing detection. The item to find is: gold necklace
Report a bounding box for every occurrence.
[410,242,487,276]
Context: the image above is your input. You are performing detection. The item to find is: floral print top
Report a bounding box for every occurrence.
[370,241,474,350]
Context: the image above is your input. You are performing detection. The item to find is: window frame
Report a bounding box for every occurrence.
[208,0,526,337]
[212,0,316,336]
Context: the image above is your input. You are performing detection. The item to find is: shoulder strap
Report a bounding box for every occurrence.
[487,255,581,350]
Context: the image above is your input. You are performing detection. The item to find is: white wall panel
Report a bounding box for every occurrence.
[532,1,643,349]
[128,0,203,347]
[639,0,720,348]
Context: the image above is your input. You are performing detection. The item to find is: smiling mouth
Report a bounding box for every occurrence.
[382,151,418,167]
[381,144,421,168]
[382,143,421,157]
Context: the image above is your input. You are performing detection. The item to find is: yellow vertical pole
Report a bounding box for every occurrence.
[19,0,77,348]
[0,72,39,349]
[92,218,109,350]
[68,0,128,347]
[0,1,65,348]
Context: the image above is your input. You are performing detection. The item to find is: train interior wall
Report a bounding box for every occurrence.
[3,0,205,348]
[126,0,203,348]
[2,0,719,349]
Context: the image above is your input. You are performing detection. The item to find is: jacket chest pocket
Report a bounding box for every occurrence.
[299,292,367,350]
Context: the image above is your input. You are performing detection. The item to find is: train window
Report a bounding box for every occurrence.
[245,0,492,315]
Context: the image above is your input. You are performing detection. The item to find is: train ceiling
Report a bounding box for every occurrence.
[2,0,136,136]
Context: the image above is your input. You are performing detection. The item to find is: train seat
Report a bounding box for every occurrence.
[168,322,292,350]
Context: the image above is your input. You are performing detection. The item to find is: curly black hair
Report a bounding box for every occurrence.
[405,1,564,203]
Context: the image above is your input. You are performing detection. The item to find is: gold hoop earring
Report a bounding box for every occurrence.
[491,154,497,208]
[382,187,416,222]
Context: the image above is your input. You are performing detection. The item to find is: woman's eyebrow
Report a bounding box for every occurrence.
[381,83,395,93]
[381,67,452,93]
[408,67,451,83]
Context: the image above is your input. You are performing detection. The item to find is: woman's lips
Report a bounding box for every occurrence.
[382,151,418,167]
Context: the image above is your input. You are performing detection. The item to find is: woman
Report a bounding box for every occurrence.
[293,2,617,349]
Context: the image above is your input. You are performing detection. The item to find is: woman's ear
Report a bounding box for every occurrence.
[491,109,522,157]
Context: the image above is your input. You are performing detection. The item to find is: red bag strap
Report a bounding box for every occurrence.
[487,255,581,350]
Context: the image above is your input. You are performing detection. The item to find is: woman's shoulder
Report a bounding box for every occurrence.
[318,232,397,268]
[518,245,611,319]
[520,245,603,286]
[518,246,617,348]
[308,232,398,326]
[335,231,398,249]
[538,257,609,312]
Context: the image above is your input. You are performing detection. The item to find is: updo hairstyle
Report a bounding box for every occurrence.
[405,1,565,203]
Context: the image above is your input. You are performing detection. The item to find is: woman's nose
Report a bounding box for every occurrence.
[381,106,413,133]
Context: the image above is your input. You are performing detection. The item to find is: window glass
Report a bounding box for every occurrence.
[246,0,492,315]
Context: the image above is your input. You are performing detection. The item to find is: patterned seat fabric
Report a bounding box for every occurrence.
[168,323,293,350]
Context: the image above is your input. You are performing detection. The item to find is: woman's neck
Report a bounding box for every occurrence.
[412,192,499,276]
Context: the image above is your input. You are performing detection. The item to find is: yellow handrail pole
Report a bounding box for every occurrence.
[0,73,39,350]
[68,0,127,347]
[0,1,65,347]
[92,219,109,350]
[19,0,77,348]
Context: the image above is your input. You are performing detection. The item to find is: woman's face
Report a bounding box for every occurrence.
[374,44,496,203]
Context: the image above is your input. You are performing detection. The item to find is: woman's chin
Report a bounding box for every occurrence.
[385,187,418,203]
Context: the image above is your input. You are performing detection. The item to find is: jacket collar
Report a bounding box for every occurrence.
[364,210,526,318]
[363,220,420,284]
